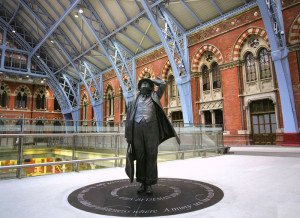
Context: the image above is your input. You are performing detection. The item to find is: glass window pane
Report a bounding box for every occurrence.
[259,115,264,124]
[260,124,265,133]
[271,124,277,133]
[252,116,258,124]
[271,114,276,123]
[259,48,272,79]
[245,52,256,82]
[265,124,270,133]
[253,125,259,134]
[264,114,270,123]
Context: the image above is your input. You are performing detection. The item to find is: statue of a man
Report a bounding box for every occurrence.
[125,77,180,194]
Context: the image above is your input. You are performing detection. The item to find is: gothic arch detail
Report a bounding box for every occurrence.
[34,87,46,98]
[191,44,224,72]
[161,59,181,80]
[0,82,11,95]
[138,67,156,81]
[14,85,31,96]
[80,90,90,104]
[103,82,115,98]
[233,27,269,61]
[288,14,300,45]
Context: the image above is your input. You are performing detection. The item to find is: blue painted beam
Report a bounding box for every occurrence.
[86,55,108,68]
[29,0,80,57]
[98,0,118,29]
[115,0,129,21]
[19,0,48,30]
[257,0,298,133]
[210,0,223,15]
[54,43,98,74]
[8,2,20,24]
[80,12,136,104]
[119,31,144,52]
[179,0,202,25]
[0,68,48,78]
[131,24,156,45]
[141,0,193,124]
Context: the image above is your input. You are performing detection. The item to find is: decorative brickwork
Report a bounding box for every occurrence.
[188,8,261,47]
[138,67,156,81]
[191,44,224,72]
[232,27,269,61]
[14,84,31,96]
[136,48,167,67]
[80,91,89,104]
[161,59,181,79]
[289,14,300,45]
[103,82,115,98]
[0,82,11,95]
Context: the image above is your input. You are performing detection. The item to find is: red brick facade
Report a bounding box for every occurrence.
[1,2,299,145]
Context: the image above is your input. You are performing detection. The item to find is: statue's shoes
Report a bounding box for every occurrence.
[146,185,153,195]
[137,184,146,193]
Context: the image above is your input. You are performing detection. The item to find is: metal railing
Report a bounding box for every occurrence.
[0,147,228,179]
[0,120,224,180]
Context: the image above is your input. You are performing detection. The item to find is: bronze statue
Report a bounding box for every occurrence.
[125,77,180,194]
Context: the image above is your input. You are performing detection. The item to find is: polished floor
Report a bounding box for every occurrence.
[0,146,300,218]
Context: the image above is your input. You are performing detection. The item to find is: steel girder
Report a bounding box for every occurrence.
[18,0,86,117]
[79,0,136,104]
[0,10,72,114]
[141,0,194,124]
[257,0,298,133]
[55,39,104,125]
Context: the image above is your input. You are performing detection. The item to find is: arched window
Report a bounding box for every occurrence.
[0,86,7,107]
[36,90,45,109]
[106,87,114,117]
[202,65,210,91]
[245,52,256,82]
[16,88,27,108]
[168,75,177,98]
[258,48,272,79]
[81,95,88,120]
[212,62,221,89]
[54,97,60,110]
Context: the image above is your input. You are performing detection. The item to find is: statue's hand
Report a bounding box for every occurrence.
[153,76,164,85]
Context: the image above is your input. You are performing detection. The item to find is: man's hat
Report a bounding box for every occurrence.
[138,78,154,90]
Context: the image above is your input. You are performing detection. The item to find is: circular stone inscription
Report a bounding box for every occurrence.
[68,178,224,217]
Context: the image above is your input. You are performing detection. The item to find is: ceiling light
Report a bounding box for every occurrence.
[12,30,16,33]
[37,55,40,58]
[50,40,54,43]
[74,13,79,18]
[78,7,83,13]
[41,80,44,84]
[26,75,29,78]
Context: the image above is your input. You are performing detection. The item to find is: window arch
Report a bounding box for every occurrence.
[212,62,221,89]
[106,86,114,117]
[202,65,210,91]
[168,74,177,98]
[258,48,271,79]
[245,52,256,82]
[36,90,45,109]
[16,88,27,108]
[0,85,7,107]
